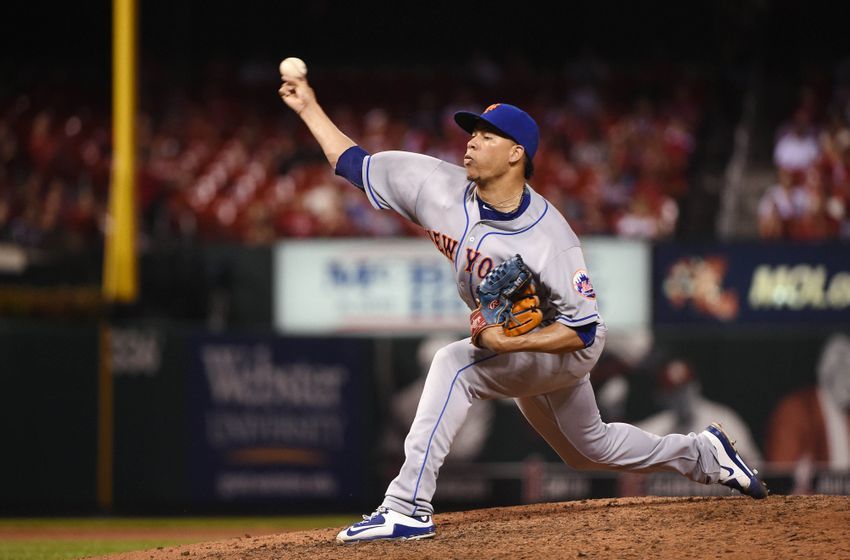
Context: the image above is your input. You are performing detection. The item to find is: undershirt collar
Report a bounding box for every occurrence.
[476,187,531,221]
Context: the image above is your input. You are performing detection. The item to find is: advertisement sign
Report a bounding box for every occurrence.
[274,239,649,334]
[275,239,468,333]
[654,243,850,325]
[189,335,365,503]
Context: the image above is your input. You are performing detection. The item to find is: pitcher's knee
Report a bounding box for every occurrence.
[426,345,476,391]
[429,341,482,376]
[427,346,460,379]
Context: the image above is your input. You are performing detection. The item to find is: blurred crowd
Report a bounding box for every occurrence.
[0,61,703,249]
[758,82,850,240]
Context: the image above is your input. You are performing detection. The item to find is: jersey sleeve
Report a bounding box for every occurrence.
[540,246,601,328]
[361,151,444,222]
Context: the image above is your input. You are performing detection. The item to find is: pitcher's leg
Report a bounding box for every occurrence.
[516,374,721,483]
[382,342,499,516]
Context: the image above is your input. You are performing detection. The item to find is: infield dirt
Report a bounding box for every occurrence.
[92,495,850,560]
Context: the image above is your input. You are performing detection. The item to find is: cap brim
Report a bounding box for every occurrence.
[453,111,518,144]
[453,111,482,134]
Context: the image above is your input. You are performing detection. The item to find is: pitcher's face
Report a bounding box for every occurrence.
[463,124,524,185]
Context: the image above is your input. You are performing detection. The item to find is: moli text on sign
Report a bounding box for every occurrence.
[748,265,850,310]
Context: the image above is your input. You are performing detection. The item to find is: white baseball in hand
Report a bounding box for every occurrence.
[279,57,307,79]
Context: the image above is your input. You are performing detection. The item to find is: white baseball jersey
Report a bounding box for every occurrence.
[360,150,604,331]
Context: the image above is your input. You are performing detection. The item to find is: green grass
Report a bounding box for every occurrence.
[0,515,353,560]
[0,538,194,560]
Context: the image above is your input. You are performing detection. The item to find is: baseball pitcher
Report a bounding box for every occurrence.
[278,67,768,544]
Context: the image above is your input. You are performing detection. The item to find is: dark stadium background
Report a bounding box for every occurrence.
[6,2,849,74]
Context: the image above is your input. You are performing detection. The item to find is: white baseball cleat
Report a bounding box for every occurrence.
[703,422,769,499]
[336,506,436,543]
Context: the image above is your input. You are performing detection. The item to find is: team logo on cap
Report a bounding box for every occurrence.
[484,104,501,113]
[573,269,596,300]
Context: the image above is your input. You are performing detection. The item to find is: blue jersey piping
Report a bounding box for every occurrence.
[364,156,389,210]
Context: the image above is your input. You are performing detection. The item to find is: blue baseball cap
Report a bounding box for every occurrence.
[454,103,540,161]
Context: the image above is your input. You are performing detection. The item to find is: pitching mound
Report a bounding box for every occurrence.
[95,495,850,560]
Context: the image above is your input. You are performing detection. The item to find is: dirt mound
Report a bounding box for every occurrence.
[94,495,850,560]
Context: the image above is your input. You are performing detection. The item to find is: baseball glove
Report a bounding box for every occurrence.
[470,254,543,347]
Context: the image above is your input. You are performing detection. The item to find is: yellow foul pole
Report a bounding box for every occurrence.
[104,0,138,302]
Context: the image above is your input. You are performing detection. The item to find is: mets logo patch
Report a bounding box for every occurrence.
[573,269,596,300]
[484,103,501,113]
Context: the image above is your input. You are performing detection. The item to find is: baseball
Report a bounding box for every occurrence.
[279,57,307,79]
